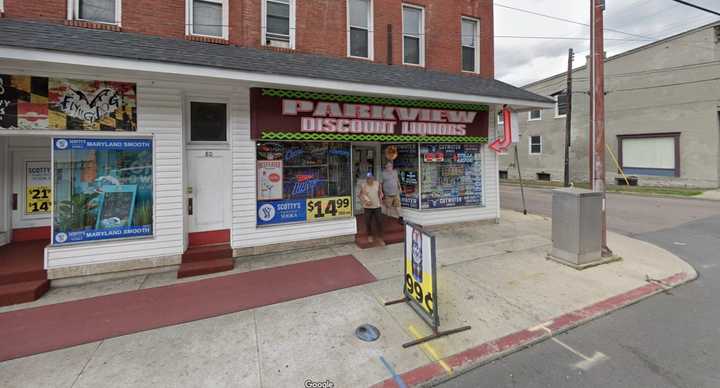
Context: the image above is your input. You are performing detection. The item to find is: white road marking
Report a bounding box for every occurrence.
[529,322,609,371]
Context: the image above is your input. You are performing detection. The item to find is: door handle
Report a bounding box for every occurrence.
[12,193,18,210]
[188,197,193,215]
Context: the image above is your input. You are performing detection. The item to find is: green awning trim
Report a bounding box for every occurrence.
[260,131,488,144]
[261,88,489,112]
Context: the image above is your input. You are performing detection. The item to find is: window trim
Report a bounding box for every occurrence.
[346,0,374,60]
[186,0,229,40]
[261,0,296,49]
[401,3,425,67]
[185,98,231,147]
[528,109,542,121]
[554,93,568,119]
[460,16,480,74]
[69,0,122,26]
[617,132,681,177]
[529,135,542,155]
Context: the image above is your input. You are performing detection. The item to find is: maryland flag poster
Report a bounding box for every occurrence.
[0,74,137,131]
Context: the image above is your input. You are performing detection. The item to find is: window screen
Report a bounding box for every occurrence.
[79,0,116,24]
[529,109,541,120]
[349,0,370,58]
[403,6,422,64]
[267,0,291,42]
[461,19,477,72]
[193,0,223,37]
[190,102,227,142]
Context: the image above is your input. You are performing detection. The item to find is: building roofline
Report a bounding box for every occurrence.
[0,19,556,107]
[521,20,720,90]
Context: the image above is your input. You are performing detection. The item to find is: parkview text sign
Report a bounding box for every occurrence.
[250,88,489,142]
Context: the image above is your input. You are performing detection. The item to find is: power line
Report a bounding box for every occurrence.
[525,59,720,91]
[669,0,720,17]
[611,76,720,92]
[495,35,650,42]
[494,2,658,41]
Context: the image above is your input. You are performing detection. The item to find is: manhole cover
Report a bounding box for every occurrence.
[355,324,380,342]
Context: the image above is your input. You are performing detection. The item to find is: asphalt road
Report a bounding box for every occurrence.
[437,185,720,388]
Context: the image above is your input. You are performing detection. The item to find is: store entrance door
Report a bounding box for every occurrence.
[352,144,381,215]
[11,149,52,237]
[186,149,232,237]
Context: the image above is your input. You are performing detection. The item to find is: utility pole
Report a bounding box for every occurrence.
[590,0,611,256]
[564,48,574,187]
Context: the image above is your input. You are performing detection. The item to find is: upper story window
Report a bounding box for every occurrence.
[554,91,569,118]
[528,109,542,121]
[263,0,296,49]
[71,0,121,25]
[402,4,424,66]
[348,0,373,59]
[187,0,229,39]
[461,17,479,73]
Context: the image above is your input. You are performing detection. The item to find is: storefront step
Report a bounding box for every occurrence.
[181,244,234,263]
[355,215,405,249]
[0,280,50,308]
[0,269,47,286]
[177,258,235,279]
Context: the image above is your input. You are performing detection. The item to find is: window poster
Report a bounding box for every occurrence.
[420,144,483,209]
[52,138,153,245]
[0,75,137,131]
[25,161,52,214]
[256,141,352,226]
[382,144,419,209]
[257,160,283,200]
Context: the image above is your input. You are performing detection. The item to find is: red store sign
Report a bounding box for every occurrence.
[250,88,489,141]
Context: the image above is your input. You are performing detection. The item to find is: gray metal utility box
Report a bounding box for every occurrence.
[549,188,603,268]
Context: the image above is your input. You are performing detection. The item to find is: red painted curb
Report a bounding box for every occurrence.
[373,271,693,388]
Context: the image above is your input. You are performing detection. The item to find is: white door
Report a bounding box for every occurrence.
[187,149,232,233]
[12,149,52,230]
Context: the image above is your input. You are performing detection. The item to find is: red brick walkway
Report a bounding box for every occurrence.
[0,255,376,362]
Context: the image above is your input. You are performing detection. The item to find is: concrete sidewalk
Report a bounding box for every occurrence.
[0,211,696,388]
[696,189,720,201]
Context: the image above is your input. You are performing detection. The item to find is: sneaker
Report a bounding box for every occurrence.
[368,236,375,243]
[377,239,386,246]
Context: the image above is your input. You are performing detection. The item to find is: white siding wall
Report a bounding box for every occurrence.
[0,59,502,273]
[230,88,357,249]
[45,84,185,269]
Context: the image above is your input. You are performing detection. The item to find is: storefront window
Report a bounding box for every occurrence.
[382,144,419,209]
[419,144,483,209]
[256,142,352,225]
[52,138,154,245]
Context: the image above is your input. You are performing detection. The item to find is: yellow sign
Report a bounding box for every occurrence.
[404,223,438,327]
[26,185,52,214]
[306,196,352,222]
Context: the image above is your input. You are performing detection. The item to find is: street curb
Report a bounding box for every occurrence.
[500,182,715,202]
[371,270,695,388]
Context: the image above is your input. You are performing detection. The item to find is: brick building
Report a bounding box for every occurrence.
[0,0,551,304]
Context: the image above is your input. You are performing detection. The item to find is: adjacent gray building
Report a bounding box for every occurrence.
[499,22,720,188]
